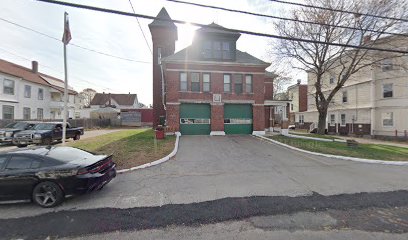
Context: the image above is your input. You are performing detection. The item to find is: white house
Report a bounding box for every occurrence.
[0,59,80,120]
[298,36,408,138]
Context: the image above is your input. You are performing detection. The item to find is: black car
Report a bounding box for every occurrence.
[0,122,37,144]
[0,146,116,207]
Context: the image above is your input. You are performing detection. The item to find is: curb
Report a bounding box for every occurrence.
[117,132,181,174]
[255,135,408,166]
[285,133,347,143]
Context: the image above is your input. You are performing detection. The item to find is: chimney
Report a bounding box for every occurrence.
[108,93,111,106]
[31,61,38,73]
[297,79,301,85]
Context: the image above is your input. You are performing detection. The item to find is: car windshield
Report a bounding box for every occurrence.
[45,147,102,162]
[32,123,56,130]
[4,122,28,130]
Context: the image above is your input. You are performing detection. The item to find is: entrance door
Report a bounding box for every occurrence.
[224,104,253,134]
[180,104,211,135]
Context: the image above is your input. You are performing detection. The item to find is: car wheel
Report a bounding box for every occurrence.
[73,133,80,141]
[32,181,64,208]
[42,138,52,145]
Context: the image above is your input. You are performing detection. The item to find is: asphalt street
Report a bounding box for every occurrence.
[1,135,407,239]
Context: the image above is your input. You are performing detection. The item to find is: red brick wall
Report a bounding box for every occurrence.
[298,85,308,112]
[264,77,274,100]
[211,104,224,131]
[165,104,180,132]
[164,63,266,104]
[253,105,265,131]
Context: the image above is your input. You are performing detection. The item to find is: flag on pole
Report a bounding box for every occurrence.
[62,12,72,45]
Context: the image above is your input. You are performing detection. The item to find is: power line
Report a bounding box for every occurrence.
[164,0,408,38]
[269,0,408,23]
[35,0,408,55]
[128,0,153,54]
[0,17,151,64]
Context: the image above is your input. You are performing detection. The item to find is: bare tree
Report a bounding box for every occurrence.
[275,0,407,134]
[79,88,97,108]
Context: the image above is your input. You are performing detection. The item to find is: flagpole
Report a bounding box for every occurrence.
[62,12,69,145]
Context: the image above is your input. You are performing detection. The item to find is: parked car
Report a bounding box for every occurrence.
[0,146,116,207]
[12,122,84,147]
[288,125,296,130]
[0,122,37,145]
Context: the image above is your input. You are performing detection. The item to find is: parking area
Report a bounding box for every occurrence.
[1,135,408,219]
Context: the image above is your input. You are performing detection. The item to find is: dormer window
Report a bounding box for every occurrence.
[202,40,232,60]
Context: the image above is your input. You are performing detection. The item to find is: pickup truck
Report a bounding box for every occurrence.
[12,122,84,147]
[0,122,37,145]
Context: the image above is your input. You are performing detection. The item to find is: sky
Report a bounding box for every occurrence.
[0,0,305,105]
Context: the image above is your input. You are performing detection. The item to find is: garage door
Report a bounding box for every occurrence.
[180,104,211,135]
[224,104,253,134]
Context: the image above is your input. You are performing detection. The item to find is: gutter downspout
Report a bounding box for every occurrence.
[159,57,166,111]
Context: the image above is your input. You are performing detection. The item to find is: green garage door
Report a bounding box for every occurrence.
[180,104,211,135]
[224,104,253,134]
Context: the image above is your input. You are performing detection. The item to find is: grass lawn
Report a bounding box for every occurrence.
[269,135,408,161]
[69,129,176,169]
[289,132,340,140]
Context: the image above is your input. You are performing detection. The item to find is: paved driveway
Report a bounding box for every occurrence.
[1,135,408,219]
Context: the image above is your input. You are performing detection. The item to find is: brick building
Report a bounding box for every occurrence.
[287,80,308,129]
[149,8,287,135]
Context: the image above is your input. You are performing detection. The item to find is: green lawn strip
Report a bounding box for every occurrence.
[69,129,146,152]
[269,135,408,161]
[289,132,340,140]
[70,129,176,169]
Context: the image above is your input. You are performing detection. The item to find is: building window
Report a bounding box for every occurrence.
[191,72,200,92]
[23,107,31,120]
[245,75,253,93]
[299,115,304,124]
[381,59,393,72]
[180,72,187,91]
[3,79,15,95]
[213,41,222,59]
[342,91,348,103]
[222,42,231,59]
[329,74,335,84]
[382,112,393,127]
[38,88,44,100]
[24,85,31,98]
[330,114,336,126]
[203,73,211,92]
[234,74,243,94]
[224,74,231,92]
[340,114,346,126]
[37,108,44,120]
[383,83,393,98]
[2,105,14,120]
[291,104,293,111]
[203,41,212,59]
[202,41,232,60]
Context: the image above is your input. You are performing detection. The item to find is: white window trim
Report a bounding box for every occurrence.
[340,114,346,126]
[382,112,394,128]
[382,83,393,99]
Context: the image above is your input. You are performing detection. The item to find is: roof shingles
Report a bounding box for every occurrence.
[0,59,77,94]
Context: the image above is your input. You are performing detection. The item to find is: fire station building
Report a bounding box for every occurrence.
[149,8,287,135]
